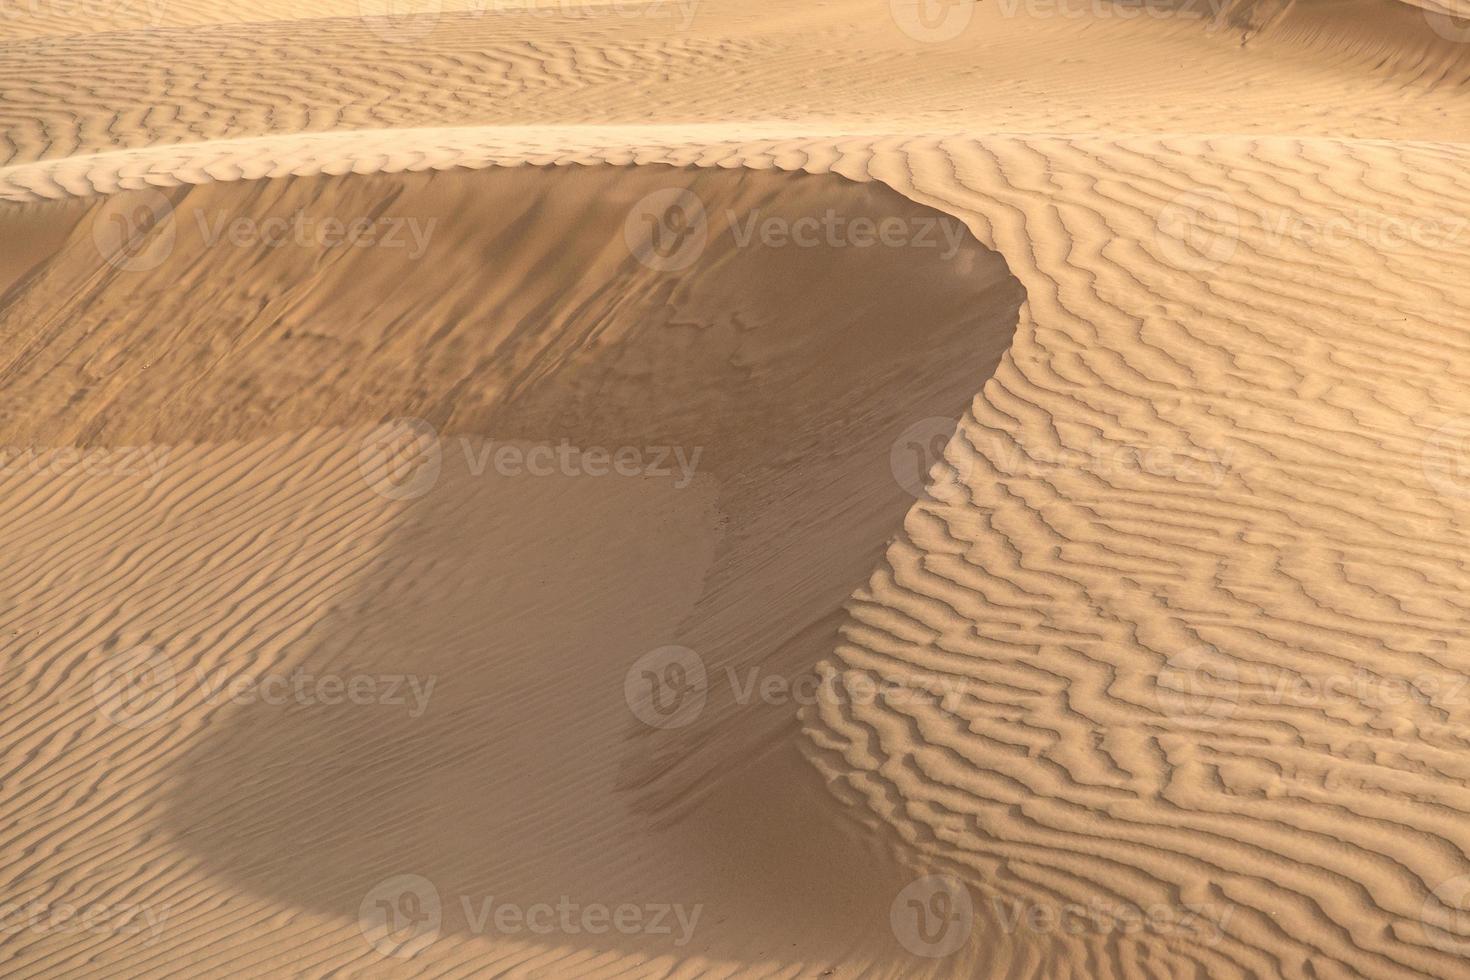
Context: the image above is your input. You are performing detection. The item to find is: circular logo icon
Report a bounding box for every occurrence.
[358,0,442,42]
[1423,419,1470,501]
[92,646,176,730]
[890,417,973,500]
[1425,6,1470,43]
[359,874,442,958]
[890,875,974,958]
[624,188,708,272]
[890,0,976,42]
[1156,645,1239,726]
[1422,874,1470,954]
[624,645,707,729]
[1154,189,1241,273]
[90,189,175,273]
[358,418,442,501]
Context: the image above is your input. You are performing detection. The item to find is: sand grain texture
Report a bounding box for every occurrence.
[3,0,1470,977]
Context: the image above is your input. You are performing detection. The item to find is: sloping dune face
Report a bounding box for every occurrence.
[0,165,1024,976]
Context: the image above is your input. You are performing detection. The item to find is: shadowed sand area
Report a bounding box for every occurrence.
[0,164,1023,975]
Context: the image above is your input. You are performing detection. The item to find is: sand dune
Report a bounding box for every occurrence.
[4,0,1470,976]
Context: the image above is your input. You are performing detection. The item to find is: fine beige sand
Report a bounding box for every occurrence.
[4,0,1470,977]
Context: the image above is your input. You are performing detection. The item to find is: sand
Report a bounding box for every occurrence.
[3,0,1470,976]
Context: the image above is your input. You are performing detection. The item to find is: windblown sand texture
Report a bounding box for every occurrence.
[4,0,1470,977]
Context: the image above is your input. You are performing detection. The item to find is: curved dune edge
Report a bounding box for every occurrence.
[0,161,1027,977]
[4,125,1470,979]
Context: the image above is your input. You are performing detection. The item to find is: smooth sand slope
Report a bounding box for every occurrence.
[3,0,1470,977]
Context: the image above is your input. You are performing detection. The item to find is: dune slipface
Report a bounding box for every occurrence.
[0,164,1023,976]
[6,0,1470,977]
